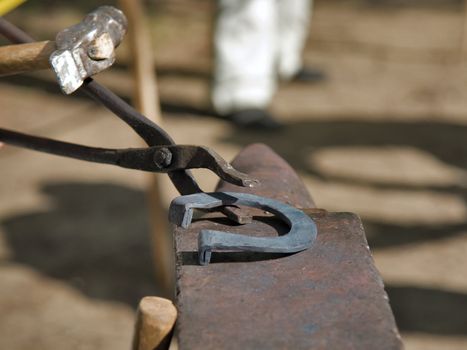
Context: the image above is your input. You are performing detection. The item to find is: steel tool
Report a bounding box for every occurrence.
[169,191,317,265]
[0,14,256,196]
[0,128,256,188]
[0,6,127,93]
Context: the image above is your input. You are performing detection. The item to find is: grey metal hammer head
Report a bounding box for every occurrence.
[50,6,127,94]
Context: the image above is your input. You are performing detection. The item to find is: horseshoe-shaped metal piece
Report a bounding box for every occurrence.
[169,192,318,265]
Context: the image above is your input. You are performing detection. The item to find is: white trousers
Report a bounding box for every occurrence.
[212,0,312,114]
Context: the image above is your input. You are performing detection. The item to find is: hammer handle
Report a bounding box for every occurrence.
[0,40,55,76]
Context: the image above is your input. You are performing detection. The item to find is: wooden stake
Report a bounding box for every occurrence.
[118,0,174,296]
[118,0,161,123]
[459,0,467,66]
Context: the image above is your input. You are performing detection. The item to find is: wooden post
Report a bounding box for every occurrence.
[119,1,178,348]
[459,0,467,65]
[118,0,174,296]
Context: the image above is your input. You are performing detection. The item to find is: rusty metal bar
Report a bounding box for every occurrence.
[173,143,402,349]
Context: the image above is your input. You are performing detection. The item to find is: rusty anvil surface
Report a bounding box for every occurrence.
[173,144,403,349]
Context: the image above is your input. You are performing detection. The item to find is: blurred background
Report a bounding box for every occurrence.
[1,0,467,349]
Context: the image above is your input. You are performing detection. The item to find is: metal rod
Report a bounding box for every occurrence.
[82,78,173,147]
[0,127,123,165]
[0,17,34,44]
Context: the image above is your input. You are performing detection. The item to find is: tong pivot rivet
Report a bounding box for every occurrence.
[153,147,172,169]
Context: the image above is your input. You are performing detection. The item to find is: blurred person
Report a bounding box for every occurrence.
[212,0,324,129]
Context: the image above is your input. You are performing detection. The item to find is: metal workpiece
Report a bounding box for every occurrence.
[214,142,314,225]
[50,6,128,94]
[174,144,402,349]
[169,192,317,265]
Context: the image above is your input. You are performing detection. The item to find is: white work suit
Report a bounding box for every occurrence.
[212,0,312,115]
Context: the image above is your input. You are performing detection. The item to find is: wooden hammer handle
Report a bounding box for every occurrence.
[0,40,55,76]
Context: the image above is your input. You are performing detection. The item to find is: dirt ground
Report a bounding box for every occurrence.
[1,0,467,349]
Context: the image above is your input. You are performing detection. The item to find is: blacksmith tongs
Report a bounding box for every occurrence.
[0,11,256,196]
[0,78,257,195]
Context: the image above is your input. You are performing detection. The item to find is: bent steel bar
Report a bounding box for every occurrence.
[169,192,317,265]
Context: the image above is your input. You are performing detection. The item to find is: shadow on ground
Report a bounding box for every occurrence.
[220,118,467,247]
[1,73,216,119]
[1,181,467,335]
[2,73,467,249]
[1,182,160,308]
[387,285,467,335]
[221,118,467,171]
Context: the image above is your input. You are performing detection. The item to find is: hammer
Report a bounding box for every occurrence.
[0,6,127,94]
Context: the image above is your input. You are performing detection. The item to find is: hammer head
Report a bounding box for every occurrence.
[49,6,127,94]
